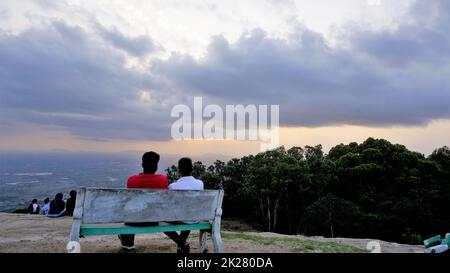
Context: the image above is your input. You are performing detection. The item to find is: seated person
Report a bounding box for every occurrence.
[65,190,77,216]
[27,199,40,214]
[165,157,204,253]
[47,193,66,217]
[41,197,50,215]
[118,151,168,253]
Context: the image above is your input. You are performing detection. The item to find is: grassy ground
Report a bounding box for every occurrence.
[223,232,367,253]
[191,231,367,253]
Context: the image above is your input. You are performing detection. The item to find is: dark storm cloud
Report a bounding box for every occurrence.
[352,1,450,68]
[96,23,160,57]
[0,21,172,141]
[153,0,450,127]
[1,0,450,145]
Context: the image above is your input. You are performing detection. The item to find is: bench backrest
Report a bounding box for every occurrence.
[74,187,224,224]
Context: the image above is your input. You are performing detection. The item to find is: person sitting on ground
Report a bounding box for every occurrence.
[27,199,40,214]
[118,151,168,253]
[164,157,204,254]
[41,197,50,215]
[65,190,77,216]
[47,193,66,217]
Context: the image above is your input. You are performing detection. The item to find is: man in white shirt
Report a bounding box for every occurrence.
[165,157,204,253]
[168,174,204,190]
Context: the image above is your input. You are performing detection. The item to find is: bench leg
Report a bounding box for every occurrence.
[199,230,208,253]
[67,188,85,253]
[212,220,224,253]
[67,219,82,253]
[212,230,224,253]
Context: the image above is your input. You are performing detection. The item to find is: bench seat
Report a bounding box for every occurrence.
[68,188,224,253]
[80,222,212,236]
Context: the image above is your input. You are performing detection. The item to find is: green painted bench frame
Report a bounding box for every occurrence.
[68,187,224,253]
[80,222,213,237]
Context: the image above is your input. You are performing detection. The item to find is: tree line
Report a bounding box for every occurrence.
[166,138,450,244]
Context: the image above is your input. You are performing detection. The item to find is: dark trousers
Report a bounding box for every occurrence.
[118,222,158,248]
[164,231,191,247]
[118,222,191,248]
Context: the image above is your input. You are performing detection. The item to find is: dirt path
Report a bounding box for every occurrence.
[0,213,424,253]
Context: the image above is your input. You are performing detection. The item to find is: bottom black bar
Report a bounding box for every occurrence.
[1,253,447,272]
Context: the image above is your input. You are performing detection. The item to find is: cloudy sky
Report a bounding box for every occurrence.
[0,0,449,156]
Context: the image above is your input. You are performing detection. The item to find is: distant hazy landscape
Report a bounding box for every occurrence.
[0,152,228,212]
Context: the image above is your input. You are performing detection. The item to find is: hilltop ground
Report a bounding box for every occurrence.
[0,213,424,253]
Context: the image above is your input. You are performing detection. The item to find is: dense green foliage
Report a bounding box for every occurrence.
[166,138,450,244]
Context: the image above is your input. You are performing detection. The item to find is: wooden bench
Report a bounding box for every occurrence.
[67,187,224,253]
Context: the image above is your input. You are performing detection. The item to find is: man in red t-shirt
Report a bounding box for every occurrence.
[118,151,168,252]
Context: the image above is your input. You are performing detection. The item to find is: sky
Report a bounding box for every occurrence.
[0,0,450,157]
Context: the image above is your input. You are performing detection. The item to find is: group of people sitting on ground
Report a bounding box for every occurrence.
[27,190,77,217]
